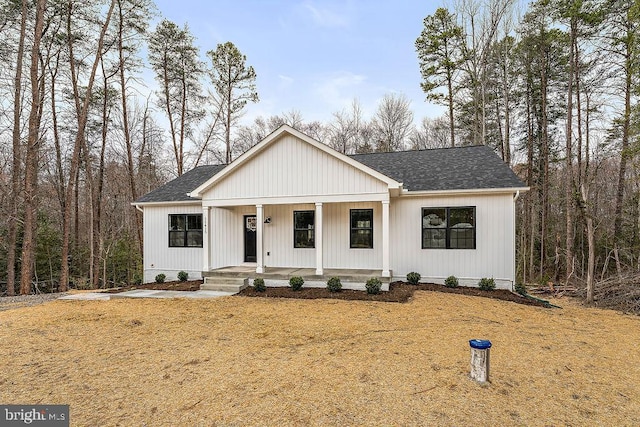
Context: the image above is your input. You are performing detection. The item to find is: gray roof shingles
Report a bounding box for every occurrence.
[350,145,525,191]
[134,164,226,203]
[135,145,525,203]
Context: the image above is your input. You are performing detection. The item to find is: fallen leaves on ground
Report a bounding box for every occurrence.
[0,292,638,426]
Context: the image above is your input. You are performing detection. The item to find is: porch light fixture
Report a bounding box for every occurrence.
[264,217,272,224]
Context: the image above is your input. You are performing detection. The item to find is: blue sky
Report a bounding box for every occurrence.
[150,0,443,125]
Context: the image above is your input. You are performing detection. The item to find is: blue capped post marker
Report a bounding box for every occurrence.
[469,339,492,382]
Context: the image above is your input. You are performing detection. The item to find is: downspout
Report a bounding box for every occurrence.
[512,190,520,292]
[135,204,143,213]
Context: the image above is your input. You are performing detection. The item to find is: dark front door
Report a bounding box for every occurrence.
[244,215,257,262]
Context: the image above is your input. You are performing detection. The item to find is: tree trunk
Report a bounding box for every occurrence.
[50,54,65,218]
[539,41,549,278]
[565,19,576,284]
[501,39,511,165]
[161,54,180,175]
[613,22,632,246]
[6,0,29,296]
[19,0,46,295]
[91,63,110,288]
[580,183,595,304]
[117,0,143,254]
[226,68,233,163]
[447,68,455,147]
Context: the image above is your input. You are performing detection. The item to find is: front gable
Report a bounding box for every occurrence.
[191,126,401,205]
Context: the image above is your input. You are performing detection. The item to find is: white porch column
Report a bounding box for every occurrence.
[381,200,390,278]
[202,206,210,272]
[256,204,264,274]
[315,202,323,275]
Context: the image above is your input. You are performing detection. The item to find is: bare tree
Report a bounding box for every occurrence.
[327,99,367,154]
[18,0,46,295]
[456,0,516,145]
[6,0,28,295]
[371,93,414,152]
[59,0,117,292]
[409,116,451,150]
[116,0,154,255]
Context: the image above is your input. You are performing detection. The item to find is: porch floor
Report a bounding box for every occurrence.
[202,266,390,283]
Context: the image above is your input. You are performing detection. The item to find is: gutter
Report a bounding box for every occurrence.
[401,187,530,197]
[514,190,520,202]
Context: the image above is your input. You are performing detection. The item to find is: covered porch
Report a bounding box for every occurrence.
[201,199,393,280]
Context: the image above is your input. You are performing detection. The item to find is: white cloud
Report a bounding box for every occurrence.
[302,1,350,28]
[278,74,294,85]
[313,71,368,112]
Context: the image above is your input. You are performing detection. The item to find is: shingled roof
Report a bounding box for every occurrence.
[134,164,226,203]
[134,145,524,204]
[350,145,525,192]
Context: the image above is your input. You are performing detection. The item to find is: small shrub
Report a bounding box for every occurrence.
[444,275,459,288]
[132,273,143,286]
[253,277,266,292]
[366,277,382,295]
[406,272,421,285]
[478,277,496,291]
[155,273,166,284]
[289,276,304,291]
[327,277,342,292]
[514,282,527,295]
[177,271,189,282]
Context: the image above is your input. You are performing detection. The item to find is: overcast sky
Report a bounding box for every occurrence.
[150,0,443,125]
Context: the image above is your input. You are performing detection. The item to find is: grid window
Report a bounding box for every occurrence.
[294,211,315,248]
[422,207,475,249]
[350,209,373,249]
[169,214,203,247]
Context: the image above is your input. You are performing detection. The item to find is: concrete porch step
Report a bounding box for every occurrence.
[201,277,249,293]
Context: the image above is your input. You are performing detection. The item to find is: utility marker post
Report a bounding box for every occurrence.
[469,339,492,383]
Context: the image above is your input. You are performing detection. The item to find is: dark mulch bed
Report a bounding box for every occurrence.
[239,281,551,308]
[102,279,550,308]
[103,280,203,294]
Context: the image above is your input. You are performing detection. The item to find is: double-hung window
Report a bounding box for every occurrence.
[422,207,475,249]
[350,209,373,249]
[294,211,315,248]
[169,214,203,247]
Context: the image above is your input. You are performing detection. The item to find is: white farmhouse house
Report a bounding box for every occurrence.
[132,125,528,291]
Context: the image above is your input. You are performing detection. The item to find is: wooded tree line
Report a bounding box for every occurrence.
[0,0,638,301]
[414,0,639,302]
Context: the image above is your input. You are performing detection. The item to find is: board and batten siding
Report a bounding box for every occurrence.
[143,204,203,283]
[202,134,388,201]
[390,193,516,289]
[322,202,382,269]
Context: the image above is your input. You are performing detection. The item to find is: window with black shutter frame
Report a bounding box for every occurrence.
[422,207,475,249]
[350,209,373,249]
[169,214,203,247]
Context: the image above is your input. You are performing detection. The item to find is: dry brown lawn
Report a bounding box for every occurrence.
[0,292,639,426]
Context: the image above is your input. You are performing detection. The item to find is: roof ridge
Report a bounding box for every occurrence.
[349,144,489,157]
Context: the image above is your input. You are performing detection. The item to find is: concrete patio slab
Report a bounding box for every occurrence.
[58,293,111,301]
[184,290,236,298]
[58,289,237,301]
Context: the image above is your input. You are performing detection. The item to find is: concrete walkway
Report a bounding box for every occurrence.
[58,289,236,301]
